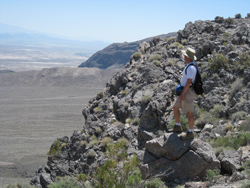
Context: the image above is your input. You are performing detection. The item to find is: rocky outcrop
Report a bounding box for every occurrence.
[32,16,250,187]
[140,134,220,181]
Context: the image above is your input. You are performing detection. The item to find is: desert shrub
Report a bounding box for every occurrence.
[87,149,97,158]
[239,117,250,131]
[93,107,102,113]
[96,92,104,99]
[144,178,167,188]
[166,59,176,66]
[132,52,142,60]
[210,104,223,118]
[125,118,132,124]
[235,13,242,19]
[94,152,140,188]
[126,168,142,186]
[142,95,152,104]
[240,180,250,188]
[215,16,224,23]
[130,117,140,126]
[242,160,250,177]
[210,132,250,150]
[232,111,247,122]
[195,111,219,129]
[77,173,87,181]
[95,127,102,135]
[118,138,129,147]
[224,17,235,25]
[48,176,84,188]
[153,60,161,66]
[234,52,250,73]
[89,140,99,147]
[47,139,63,156]
[208,53,229,72]
[149,54,162,62]
[80,140,87,147]
[121,90,127,95]
[229,79,243,100]
[206,169,220,182]
[170,115,189,132]
[222,32,231,42]
[100,137,113,147]
[223,124,233,133]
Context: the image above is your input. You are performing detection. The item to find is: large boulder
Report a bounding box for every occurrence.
[139,133,220,181]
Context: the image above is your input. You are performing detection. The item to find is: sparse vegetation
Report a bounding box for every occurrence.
[132,52,142,60]
[47,139,63,156]
[142,95,152,104]
[93,106,102,113]
[235,13,242,19]
[210,132,250,151]
[149,54,162,62]
[210,104,223,118]
[96,91,104,99]
[100,137,113,147]
[48,176,85,188]
[232,111,247,122]
[208,53,229,72]
[131,117,140,126]
[206,169,220,182]
[239,117,250,131]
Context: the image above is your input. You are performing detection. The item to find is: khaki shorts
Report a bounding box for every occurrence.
[173,88,196,112]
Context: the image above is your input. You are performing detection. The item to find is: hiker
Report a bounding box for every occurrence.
[172,47,197,140]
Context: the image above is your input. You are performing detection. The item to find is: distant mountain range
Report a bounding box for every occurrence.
[0,23,110,51]
[78,33,177,69]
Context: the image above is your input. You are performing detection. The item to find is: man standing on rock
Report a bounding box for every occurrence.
[172,47,197,140]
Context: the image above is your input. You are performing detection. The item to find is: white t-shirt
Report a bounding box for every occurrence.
[181,62,197,87]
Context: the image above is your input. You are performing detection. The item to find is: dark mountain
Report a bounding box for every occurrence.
[78,33,177,69]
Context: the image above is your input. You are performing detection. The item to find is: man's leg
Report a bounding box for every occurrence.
[173,107,180,124]
[187,112,194,130]
[173,107,183,133]
[181,111,195,140]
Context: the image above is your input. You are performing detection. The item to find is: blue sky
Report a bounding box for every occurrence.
[0,0,249,43]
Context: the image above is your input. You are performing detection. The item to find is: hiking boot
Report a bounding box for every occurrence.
[173,125,183,133]
[180,131,195,140]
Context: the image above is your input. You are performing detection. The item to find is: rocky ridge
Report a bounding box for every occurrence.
[32,16,250,187]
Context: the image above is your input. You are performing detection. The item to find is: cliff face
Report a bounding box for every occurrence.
[32,16,250,187]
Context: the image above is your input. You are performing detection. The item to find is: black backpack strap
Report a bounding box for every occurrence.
[185,63,197,75]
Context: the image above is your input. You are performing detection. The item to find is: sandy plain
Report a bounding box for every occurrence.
[0,86,103,187]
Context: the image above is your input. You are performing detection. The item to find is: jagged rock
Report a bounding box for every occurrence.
[140,134,220,181]
[218,150,242,174]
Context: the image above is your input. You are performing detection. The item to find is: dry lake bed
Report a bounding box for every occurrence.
[0,86,103,187]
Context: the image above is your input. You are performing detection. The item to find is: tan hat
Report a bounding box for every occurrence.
[182,47,197,61]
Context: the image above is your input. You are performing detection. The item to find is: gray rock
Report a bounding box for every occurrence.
[218,150,242,174]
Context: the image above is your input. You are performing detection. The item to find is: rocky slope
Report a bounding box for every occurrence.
[0,67,119,87]
[78,33,176,69]
[31,16,250,187]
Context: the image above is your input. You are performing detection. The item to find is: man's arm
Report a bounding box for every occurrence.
[180,78,192,101]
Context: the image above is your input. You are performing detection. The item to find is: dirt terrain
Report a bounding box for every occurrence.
[0,85,104,187]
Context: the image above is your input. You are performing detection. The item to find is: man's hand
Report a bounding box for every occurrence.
[180,78,193,101]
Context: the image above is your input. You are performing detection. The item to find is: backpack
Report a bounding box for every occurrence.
[185,64,204,95]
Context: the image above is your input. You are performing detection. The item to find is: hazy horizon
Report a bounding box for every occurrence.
[0,0,250,43]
